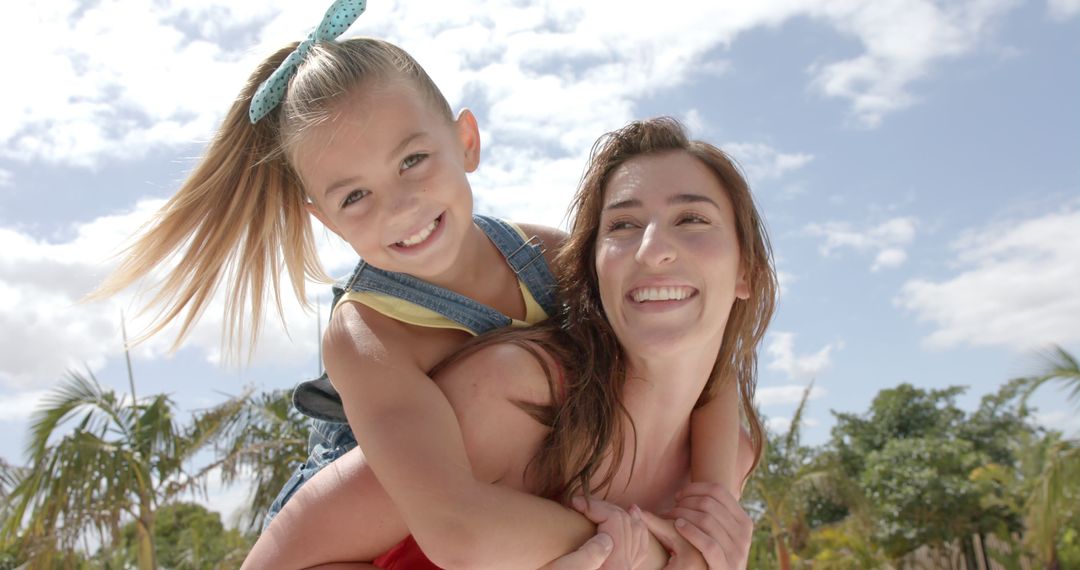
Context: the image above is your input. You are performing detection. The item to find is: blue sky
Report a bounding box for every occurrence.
[2,0,1078,524]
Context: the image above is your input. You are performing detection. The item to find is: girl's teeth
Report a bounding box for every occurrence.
[631,286,693,303]
[397,218,439,247]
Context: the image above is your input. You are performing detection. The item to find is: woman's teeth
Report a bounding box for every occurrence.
[397,217,439,247]
[631,286,694,303]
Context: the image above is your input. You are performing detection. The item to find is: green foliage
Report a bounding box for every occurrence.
[860,436,984,556]
[830,383,966,478]
[110,502,255,569]
[195,388,308,530]
[0,369,292,569]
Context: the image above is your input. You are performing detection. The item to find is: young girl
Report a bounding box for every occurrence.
[94,1,756,565]
[245,117,774,569]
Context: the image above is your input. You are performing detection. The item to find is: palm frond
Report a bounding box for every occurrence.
[1018,345,1080,413]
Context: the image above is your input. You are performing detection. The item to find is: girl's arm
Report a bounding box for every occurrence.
[243,336,648,569]
[689,378,745,497]
[317,306,607,569]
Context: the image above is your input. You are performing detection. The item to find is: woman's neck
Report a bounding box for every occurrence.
[602,355,714,510]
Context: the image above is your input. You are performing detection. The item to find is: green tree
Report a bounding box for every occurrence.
[110,502,254,569]
[0,369,259,569]
[748,383,869,569]
[828,382,1031,563]
[0,459,25,569]
[1015,345,1080,570]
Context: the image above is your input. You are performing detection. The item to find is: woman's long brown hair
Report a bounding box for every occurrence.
[433,117,778,504]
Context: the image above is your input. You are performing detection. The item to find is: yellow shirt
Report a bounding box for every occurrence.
[334,222,549,335]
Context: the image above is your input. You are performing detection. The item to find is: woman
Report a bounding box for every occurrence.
[246,117,777,569]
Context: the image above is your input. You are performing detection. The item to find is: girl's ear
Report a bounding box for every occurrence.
[305,202,341,238]
[454,109,481,172]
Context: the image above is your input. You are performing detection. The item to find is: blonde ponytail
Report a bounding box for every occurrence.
[91,43,330,357]
[92,37,455,357]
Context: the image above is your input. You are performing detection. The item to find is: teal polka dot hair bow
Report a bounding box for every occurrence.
[248,0,367,123]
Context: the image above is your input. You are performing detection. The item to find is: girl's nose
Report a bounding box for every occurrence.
[634,224,677,267]
[388,182,424,217]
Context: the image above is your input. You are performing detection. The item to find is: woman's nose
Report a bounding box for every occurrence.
[634,224,677,267]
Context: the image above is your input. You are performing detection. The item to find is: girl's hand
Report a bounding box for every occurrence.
[645,482,753,569]
[569,495,652,569]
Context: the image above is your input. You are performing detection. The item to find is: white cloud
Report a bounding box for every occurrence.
[766,332,842,380]
[806,216,917,271]
[807,0,1020,126]
[0,390,50,422]
[896,206,1080,351]
[3,0,1021,170]
[723,143,814,186]
[1048,0,1080,20]
[1034,409,1080,436]
[765,415,821,435]
[0,200,356,390]
[0,169,11,189]
[776,269,796,297]
[758,383,828,406]
[682,109,707,136]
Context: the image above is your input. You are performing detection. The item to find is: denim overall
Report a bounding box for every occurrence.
[262,215,558,530]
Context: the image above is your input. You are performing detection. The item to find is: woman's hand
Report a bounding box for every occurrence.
[641,482,752,569]
[568,495,656,569]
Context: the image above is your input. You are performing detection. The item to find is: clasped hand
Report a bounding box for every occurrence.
[546,483,752,570]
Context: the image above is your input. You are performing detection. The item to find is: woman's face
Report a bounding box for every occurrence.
[594,150,749,360]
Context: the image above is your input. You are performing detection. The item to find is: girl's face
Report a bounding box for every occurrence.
[594,150,749,360]
[296,80,479,279]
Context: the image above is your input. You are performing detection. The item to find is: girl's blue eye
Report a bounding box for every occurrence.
[342,189,370,208]
[402,153,428,171]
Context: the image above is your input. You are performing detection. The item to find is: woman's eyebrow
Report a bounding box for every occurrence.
[603,193,721,211]
[669,193,721,209]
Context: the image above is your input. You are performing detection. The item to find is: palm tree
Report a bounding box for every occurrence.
[1020,345,1080,413]
[1016,345,1080,570]
[748,383,821,568]
[0,369,215,569]
[192,387,309,530]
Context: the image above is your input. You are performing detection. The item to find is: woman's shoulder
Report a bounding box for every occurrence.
[435,339,560,408]
[435,340,560,483]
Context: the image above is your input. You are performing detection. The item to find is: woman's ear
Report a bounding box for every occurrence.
[735,265,751,300]
[455,108,481,172]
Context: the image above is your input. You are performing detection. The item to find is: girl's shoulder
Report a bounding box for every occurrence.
[323,298,463,373]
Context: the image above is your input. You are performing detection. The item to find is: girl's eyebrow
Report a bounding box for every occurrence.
[387,131,426,161]
[602,193,721,211]
[323,132,428,197]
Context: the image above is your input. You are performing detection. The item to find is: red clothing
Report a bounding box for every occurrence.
[373,535,441,569]
[374,344,567,570]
